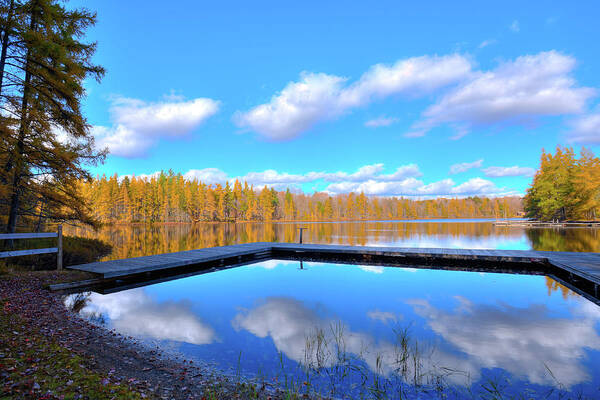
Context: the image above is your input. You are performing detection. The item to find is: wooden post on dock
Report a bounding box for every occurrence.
[57,225,63,271]
[298,227,307,244]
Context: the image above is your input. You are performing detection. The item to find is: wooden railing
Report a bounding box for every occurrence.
[0,225,63,270]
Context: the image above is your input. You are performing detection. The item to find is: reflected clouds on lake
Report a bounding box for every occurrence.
[232,296,472,383]
[408,296,600,387]
[67,259,600,396]
[72,289,217,345]
[367,310,400,323]
[232,294,600,388]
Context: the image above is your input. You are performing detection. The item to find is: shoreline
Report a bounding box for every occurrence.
[64,216,523,228]
[0,270,286,399]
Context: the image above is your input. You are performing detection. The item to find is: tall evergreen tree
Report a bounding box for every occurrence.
[0,0,105,233]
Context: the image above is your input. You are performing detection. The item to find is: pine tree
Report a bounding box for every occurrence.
[1,0,105,233]
[284,188,296,220]
[572,148,600,219]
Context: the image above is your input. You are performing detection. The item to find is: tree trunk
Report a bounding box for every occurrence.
[6,5,36,235]
[0,0,15,97]
[35,198,45,232]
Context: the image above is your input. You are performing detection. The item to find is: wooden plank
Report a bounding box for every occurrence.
[0,247,58,258]
[0,232,57,239]
[48,278,104,291]
[71,245,275,277]
[67,242,600,292]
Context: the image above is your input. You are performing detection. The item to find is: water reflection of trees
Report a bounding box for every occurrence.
[64,222,523,260]
[527,229,600,252]
[545,277,577,299]
[64,222,600,261]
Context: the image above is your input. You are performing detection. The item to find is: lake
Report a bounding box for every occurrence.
[63,219,600,398]
[65,218,600,261]
[67,259,600,399]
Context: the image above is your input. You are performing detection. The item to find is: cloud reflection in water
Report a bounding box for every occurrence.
[232,295,600,388]
[408,296,600,387]
[76,289,217,345]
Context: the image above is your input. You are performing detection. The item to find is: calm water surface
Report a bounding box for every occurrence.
[66,220,600,397]
[68,261,600,399]
[65,219,600,261]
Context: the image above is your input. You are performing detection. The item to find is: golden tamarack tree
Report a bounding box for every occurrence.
[524,146,600,221]
[80,171,523,223]
[0,0,105,233]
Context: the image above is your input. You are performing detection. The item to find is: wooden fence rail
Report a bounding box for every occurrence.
[0,226,63,270]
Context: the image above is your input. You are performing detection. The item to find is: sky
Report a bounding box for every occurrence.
[70,0,600,198]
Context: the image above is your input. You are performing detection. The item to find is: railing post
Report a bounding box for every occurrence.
[57,225,63,271]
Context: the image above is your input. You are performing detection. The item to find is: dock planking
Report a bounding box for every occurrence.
[68,242,600,288]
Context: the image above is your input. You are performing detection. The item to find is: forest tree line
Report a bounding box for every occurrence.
[79,172,523,223]
[525,146,600,221]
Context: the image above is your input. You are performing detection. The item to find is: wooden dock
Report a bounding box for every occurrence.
[64,242,600,302]
[493,220,600,227]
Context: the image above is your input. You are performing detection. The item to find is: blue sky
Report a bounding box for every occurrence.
[71,0,600,197]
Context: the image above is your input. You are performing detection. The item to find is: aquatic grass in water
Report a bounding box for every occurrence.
[66,260,600,399]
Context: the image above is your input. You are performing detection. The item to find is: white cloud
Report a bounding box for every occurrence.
[121,164,519,198]
[109,163,422,187]
[449,159,484,174]
[340,54,472,106]
[230,163,422,187]
[251,260,307,270]
[233,73,347,140]
[232,297,327,365]
[239,169,322,185]
[235,55,472,140]
[232,295,600,388]
[370,236,530,251]
[184,168,229,184]
[68,289,217,345]
[483,166,536,177]
[478,39,497,49]
[118,171,162,182]
[365,116,399,128]
[409,296,600,387]
[358,265,385,274]
[408,51,596,138]
[94,96,219,158]
[327,164,387,182]
[367,310,399,323]
[231,297,428,378]
[324,164,422,183]
[325,177,514,197]
[93,125,153,159]
[452,177,499,194]
[510,20,520,32]
[567,112,600,144]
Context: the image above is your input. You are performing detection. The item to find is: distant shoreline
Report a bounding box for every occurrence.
[62,217,525,227]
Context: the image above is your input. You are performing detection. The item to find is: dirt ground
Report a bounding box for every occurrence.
[0,269,288,399]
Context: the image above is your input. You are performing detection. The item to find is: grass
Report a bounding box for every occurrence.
[0,298,143,399]
[237,320,593,400]
[0,267,306,399]
[0,235,112,270]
